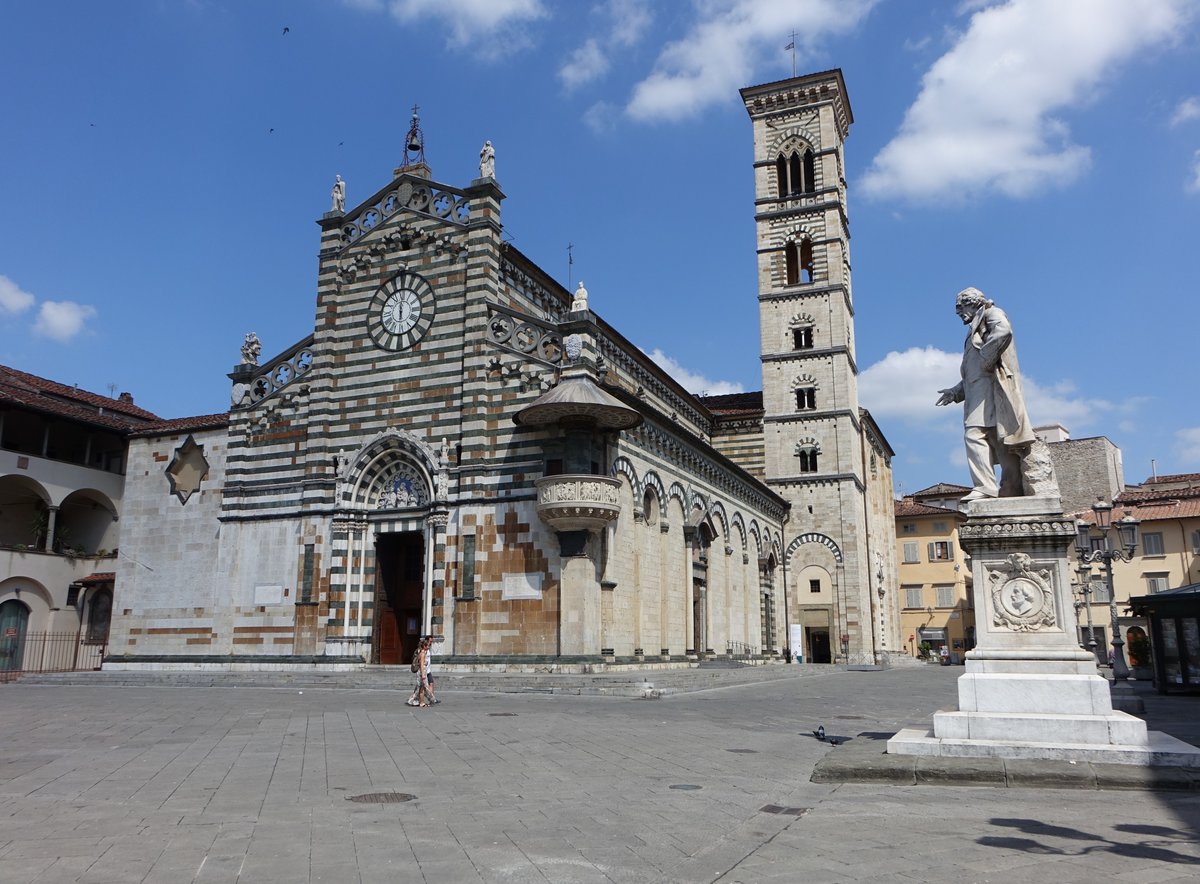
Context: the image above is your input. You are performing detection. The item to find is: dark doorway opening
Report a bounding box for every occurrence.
[373,532,424,666]
[806,628,831,664]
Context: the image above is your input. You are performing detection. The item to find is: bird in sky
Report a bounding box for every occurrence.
[268,128,274,134]
[813,726,825,741]
[282,27,289,35]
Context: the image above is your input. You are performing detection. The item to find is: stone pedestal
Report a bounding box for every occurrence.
[558,541,601,656]
[889,497,1200,765]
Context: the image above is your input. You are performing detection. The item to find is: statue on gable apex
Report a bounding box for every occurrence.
[479,140,495,179]
[331,175,346,213]
[241,332,262,366]
[571,280,589,312]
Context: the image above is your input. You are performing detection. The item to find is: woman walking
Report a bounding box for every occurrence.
[406,637,433,707]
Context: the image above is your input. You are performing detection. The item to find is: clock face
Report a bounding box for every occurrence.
[367,271,435,350]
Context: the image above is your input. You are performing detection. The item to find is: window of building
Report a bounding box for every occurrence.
[935,585,956,608]
[1142,532,1164,556]
[902,523,916,534]
[933,521,947,533]
[1192,529,1200,554]
[795,388,816,410]
[776,149,818,196]
[904,586,923,609]
[903,542,920,564]
[797,448,819,473]
[792,326,814,349]
[809,579,821,593]
[785,239,814,285]
[928,541,951,561]
[1146,573,1171,593]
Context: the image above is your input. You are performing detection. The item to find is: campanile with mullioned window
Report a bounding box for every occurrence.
[740,69,898,663]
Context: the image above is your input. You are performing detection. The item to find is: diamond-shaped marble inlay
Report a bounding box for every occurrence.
[165,435,210,505]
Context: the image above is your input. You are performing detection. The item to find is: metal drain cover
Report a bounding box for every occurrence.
[347,792,417,804]
[488,712,518,717]
[669,784,702,791]
[760,805,809,816]
[725,748,758,754]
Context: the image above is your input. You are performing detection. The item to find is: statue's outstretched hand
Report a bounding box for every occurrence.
[935,388,956,407]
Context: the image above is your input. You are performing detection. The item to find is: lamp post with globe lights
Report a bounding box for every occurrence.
[1075,499,1140,683]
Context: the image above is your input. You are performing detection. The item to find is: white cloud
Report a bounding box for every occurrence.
[625,0,877,123]
[0,275,35,315]
[582,101,618,134]
[862,0,1190,203]
[1170,96,1200,127]
[1020,377,1117,432]
[858,346,962,426]
[1187,150,1200,194]
[1176,427,1200,465]
[644,348,744,396]
[559,1,652,93]
[353,0,547,51]
[560,39,609,91]
[858,346,1142,435]
[33,301,97,342]
[609,0,651,47]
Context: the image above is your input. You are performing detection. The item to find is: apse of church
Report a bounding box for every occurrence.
[108,72,898,670]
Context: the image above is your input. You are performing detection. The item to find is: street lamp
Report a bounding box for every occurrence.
[1075,499,1140,682]
[1072,561,1098,661]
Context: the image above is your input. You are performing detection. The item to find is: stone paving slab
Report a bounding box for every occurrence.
[3,666,1199,883]
[813,730,1200,791]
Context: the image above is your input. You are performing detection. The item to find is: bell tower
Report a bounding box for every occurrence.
[741,70,880,663]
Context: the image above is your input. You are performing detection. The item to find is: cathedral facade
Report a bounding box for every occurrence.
[108,70,899,670]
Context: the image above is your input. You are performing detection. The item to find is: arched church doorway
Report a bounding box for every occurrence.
[373,532,424,666]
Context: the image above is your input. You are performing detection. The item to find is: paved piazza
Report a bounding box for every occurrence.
[2,667,1198,883]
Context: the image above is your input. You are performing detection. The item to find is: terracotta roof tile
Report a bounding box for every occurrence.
[129,414,229,438]
[1115,485,1200,504]
[1145,472,1200,484]
[895,498,963,518]
[80,572,115,583]
[0,364,158,422]
[1078,497,1200,524]
[698,391,764,415]
[911,482,971,498]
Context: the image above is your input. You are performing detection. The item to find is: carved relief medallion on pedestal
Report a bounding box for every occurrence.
[987,552,1056,632]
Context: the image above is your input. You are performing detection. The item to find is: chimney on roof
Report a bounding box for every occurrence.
[118,392,133,403]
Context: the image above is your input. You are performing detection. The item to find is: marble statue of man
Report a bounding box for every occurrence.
[571,280,588,312]
[331,175,346,213]
[479,140,495,179]
[936,287,1036,500]
[241,332,262,366]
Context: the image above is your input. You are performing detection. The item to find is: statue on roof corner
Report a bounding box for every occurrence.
[331,175,345,213]
[936,287,1057,501]
[571,281,588,312]
[241,332,262,366]
[479,140,495,179]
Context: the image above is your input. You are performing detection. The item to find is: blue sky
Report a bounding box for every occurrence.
[1,0,1198,497]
